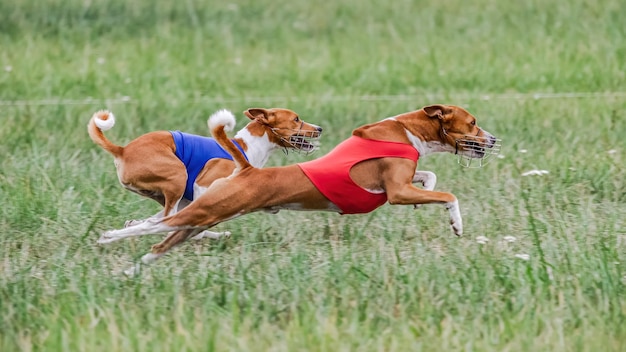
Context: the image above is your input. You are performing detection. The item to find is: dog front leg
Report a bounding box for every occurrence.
[150,228,202,254]
[412,171,437,209]
[387,185,462,236]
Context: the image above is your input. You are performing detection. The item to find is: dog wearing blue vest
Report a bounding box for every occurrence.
[88,108,322,240]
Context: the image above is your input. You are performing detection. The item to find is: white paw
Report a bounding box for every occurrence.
[451,220,463,236]
[124,219,144,228]
[446,200,463,236]
[123,264,141,277]
[97,233,120,244]
[191,230,232,240]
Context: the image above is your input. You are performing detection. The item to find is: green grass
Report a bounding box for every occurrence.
[1,0,626,350]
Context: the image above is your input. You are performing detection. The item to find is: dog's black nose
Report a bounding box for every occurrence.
[317,126,323,132]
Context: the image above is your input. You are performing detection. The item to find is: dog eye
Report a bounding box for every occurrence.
[294,117,300,122]
[470,120,476,126]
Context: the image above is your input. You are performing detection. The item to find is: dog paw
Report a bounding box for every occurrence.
[450,221,463,236]
[97,233,119,244]
[123,264,141,277]
[124,219,143,228]
[191,230,231,240]
[445,200,463,236]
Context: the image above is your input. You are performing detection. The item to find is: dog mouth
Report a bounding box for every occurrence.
[270,126,322,155]
[455,135,501,168]
[288,133,320,154]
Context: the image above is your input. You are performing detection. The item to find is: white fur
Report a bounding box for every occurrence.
[97,219,178,244]
[383,116,455,156]
[445,199,463,236]
[233,128,275,168]
[190,230,231,240]
[412,171,437,191]
[208,109,236,132]
[404,129,455,157]
[93,110,116,131]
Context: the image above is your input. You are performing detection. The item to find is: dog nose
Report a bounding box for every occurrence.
[316,126,323,132]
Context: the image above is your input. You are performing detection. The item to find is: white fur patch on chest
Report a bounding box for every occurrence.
[234,129,275,168]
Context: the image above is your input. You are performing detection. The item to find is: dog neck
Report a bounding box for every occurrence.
[386,115,456,157]
[233,125,278,168]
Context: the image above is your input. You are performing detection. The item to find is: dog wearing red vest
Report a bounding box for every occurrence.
[98,104,500,275]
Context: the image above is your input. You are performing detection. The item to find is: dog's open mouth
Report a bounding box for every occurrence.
[455,135,501,168]
[289,134,319,153]
[279,130,321,155]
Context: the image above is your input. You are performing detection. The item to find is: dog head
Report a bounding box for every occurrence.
[244,108,323,154]
[422,104,500,167]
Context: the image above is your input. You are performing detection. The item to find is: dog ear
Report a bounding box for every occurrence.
[244,108,271,124]
[423,105,451,119]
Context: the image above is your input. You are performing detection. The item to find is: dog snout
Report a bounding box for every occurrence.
[307,124,323,137]
[481,130,496,147]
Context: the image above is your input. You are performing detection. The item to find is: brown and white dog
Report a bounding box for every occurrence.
[88,108,322,239]
[97,104,500,275]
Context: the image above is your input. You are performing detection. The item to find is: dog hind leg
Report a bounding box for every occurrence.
[97,219,182,244]
[190,230,231,240]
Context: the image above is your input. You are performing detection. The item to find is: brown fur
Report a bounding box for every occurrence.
[88,108,322,219]
[97,104,498,275]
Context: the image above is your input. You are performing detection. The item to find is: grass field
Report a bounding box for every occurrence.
[1,0,625,350]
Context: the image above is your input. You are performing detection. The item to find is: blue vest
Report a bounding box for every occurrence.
[170,131,247,201]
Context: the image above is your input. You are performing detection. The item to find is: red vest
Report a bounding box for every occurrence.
[298,136,419,214]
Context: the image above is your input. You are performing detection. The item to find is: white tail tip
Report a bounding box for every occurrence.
[208,109,236,132]
[92,110,116,131]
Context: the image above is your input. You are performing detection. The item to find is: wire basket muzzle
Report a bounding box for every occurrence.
[277,129,322,155]
[455,135,502,168]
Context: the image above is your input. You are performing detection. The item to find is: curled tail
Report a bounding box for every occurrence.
[209,109,251,172]
[87,110,123,157]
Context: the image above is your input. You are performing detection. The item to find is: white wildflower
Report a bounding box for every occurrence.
[475,236,489,244]
[607,149,617,155]
[515,253,530,260]
[503,235,517,243]
[546,266,554,281]
[4,65,12,72]
[521,170,549,177]
[497,154,505,159]
[519,149,528,153]
[96,57,106,65]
